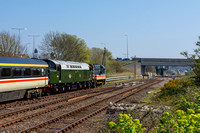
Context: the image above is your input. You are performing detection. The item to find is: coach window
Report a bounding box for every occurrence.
[13,68,22,77]
[33,69,41,76]
[1,68,11,77]
[24,68,31,76]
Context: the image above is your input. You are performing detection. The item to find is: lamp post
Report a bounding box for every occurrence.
[28,35,40,58]
[25,43,30,54]
[125,34,128,58]
[101,43,106,66]
[12,28,27,54]
[134,55,137,79]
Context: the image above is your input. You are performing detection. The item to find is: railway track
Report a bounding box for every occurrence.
[0,78,146,110]
[0,88,100,109]
[56,79,163,133]
[0,80,147,131]
[0,87,116,118]
[0,86,126,127]
[16,78,162,133]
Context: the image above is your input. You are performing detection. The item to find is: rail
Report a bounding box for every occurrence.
[20,79,160,133]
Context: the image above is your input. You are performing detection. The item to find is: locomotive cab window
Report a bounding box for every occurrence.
[1,68,11,77]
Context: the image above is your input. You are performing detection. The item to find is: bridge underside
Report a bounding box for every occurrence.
[123,58,193,76]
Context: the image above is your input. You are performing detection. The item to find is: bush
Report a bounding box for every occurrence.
[108,114,146,133]
[107,77,199,133]
[152,94,200,133]
[159,79,191,97]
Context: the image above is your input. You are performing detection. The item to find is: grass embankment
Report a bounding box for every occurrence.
[107,72,134,77]
[106,61,135,77]
[108,76,200,133]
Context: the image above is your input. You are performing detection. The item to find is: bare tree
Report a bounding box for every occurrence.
[181,36,200,84]
[0,31,27,57]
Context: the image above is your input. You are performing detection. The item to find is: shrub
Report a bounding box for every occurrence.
[159,79,191,97]
[108,114,146,133]
[152,94,200,133]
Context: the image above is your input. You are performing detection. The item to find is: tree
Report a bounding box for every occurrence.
[90,47,112,65]
[181,36,200,84]
[90,47,127,73]
[40,31,91,62]
[90,47,104,64]
[0,31,27,57]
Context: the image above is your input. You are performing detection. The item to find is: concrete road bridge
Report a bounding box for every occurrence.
[123,58,193,76]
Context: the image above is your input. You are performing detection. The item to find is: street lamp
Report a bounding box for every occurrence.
[125,34,128,58]
[12,28,27,45]
[101,43,106,66]
[12,28,27,54]
[28,35,40,58]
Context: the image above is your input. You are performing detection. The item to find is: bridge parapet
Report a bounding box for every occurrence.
[137,58,193,66]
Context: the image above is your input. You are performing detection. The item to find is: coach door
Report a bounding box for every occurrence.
[57,65,62,83]
[41,68,47,85]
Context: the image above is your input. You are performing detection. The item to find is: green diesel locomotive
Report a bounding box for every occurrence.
[43,59,105,94]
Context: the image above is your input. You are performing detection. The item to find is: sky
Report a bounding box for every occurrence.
[0,0,200,59]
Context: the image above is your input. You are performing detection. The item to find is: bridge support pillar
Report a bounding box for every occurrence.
[156,68,159,75]
[141,65,146,75]
[156,66,168,76]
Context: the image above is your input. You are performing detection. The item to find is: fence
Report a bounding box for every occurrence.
[106,75,134,82]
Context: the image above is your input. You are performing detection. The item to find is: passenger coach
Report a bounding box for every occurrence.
[0,57,48,102]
